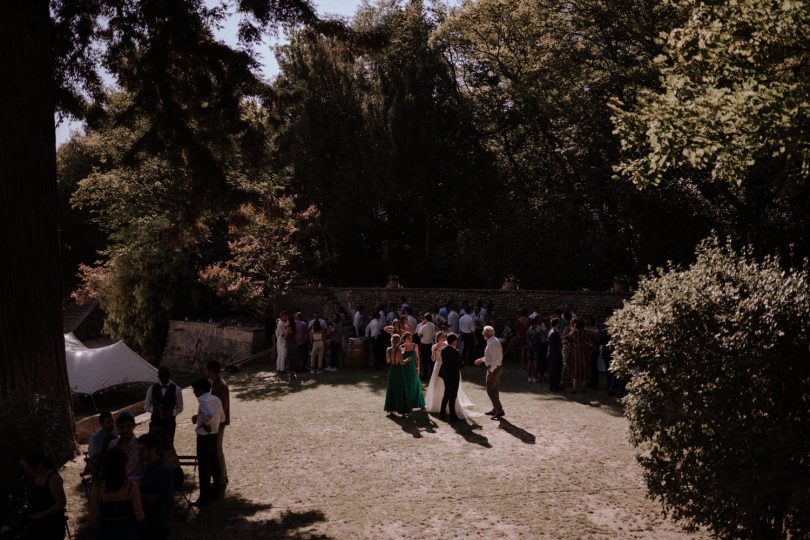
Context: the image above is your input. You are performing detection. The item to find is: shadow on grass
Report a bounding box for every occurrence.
[463,365,625,417]
[538,388,625,417]
[387,410,437,438]
[231,366,387,402]
[450,418,492,448]
[171,495,330,540]
[496,418,536,444]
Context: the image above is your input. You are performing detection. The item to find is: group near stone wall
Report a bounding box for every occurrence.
[278,287,630,325]
[159,287,631,372]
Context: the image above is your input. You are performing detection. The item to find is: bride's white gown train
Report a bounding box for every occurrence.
[425,348,475,417]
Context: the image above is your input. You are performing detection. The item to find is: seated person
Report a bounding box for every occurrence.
[86,411,117,481]
[107,412,142,481]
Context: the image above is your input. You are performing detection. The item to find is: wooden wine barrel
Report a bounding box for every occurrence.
[347,338,368,368]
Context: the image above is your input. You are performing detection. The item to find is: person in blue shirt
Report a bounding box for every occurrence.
[87,411,117,481]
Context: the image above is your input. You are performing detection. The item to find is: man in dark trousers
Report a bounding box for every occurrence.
[190,378,225,507]
[547,318,563,392]
[439,333,463,421]
[144,366,183,443]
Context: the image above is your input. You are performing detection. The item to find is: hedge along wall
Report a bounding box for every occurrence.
[279,287,630,323]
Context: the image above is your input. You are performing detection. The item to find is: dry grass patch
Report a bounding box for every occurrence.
[63,364,706,539]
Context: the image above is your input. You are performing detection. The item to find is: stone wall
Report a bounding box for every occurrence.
[279,287,630,323]
[161,321,266,372]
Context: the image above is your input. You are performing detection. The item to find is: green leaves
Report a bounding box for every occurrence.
[612,0,810,188]
[610,236,810,538]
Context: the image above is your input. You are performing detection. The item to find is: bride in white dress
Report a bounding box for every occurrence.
[425,332,475,417]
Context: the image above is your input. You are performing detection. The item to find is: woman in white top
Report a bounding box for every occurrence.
[425,332,475,417]
[276,313,287,372]
[309,320,326,374]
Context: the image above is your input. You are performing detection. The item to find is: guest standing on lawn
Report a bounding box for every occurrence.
[207,360,230,490]
[90,447,144,540]
[275,311,288,373]
[384,334,410,415]
[417,313,437,380]
[136,434,174,540]
[20,452,67,540]
[190,379,225,507]
[144,366,183,443]
[475,325,505,418]
[401,332,425,410]
[285,317,299,381]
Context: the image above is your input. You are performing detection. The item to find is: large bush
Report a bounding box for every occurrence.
[609,237,810,539]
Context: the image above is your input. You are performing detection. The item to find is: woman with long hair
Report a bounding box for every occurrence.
[401,332,426,410]
[384,334,409,415]
[566,319,592,394]
[90,447,144,540]
[285,317,299,382]
[309,320,326,374]
[20,451,66,540]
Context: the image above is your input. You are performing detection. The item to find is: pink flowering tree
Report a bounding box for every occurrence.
[199,198,320,317]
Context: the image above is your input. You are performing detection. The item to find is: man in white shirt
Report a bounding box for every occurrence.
[307,312,326,331]
[144,366,184,443]
[353,306,364,337]
[475,326,505,418]
[191,378,225,506]
[366,315,385,369]
[459,308,476,365]
[405,307,418,337]
[447,304,460,334]
[417,313,437,380]
[365,316,380,339]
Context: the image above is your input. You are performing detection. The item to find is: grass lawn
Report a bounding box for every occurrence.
[63,364,706,539]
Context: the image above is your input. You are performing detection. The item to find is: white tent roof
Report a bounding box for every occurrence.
[64,333,160,395]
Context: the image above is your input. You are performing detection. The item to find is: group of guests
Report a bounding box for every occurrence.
[16,362,230,540]
[382,316,507,421]
[506,305,618,394]
[273,311,343,381]
[356,300,499,373]
[270,299,621,397]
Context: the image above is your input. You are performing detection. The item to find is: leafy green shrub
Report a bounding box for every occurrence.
[610,237,810,539]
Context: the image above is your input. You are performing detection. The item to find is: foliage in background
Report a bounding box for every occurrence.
[611,0,809,188]
[610,0,810,261]
[427,0,717,288]
[274,1,497,286]
[68,94,282,360]
[199,197,322,318]
[609,237,810,539]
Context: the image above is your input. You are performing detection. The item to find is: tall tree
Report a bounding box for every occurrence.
[2,0,354,514]
[0,0,77,515]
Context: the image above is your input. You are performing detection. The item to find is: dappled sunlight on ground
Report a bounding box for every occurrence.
[63,363,705,539]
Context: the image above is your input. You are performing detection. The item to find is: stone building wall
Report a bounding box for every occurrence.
[279,287,630,323]
[161,321,266,372]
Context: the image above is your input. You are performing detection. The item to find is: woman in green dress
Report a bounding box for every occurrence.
[401,332,426,410]
[384,334,409,414]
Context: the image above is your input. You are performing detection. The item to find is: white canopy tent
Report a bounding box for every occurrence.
[64,333,160,395]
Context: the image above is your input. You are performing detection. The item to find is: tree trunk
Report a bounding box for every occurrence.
[0,0,77,512]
